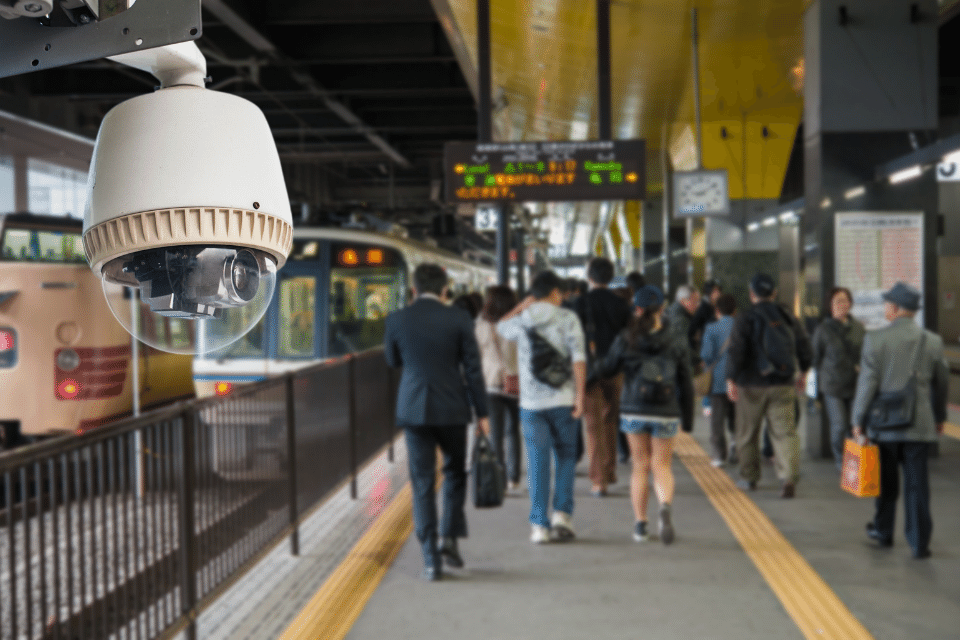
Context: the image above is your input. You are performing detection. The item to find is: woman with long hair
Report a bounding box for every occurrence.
[475,285,522,489]
[598,285,693,544]
[811,287,866,470]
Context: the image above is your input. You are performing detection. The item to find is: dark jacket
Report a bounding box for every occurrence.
[811,316,866,398]
[384,297,488,427]
[690,298,715,350]
[598,321,694,419]
[574,287,632,379]
[725,301,813,387]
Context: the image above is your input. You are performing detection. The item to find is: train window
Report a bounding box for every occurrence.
[328,242,406,357]
[287,240,321,261]
[279,276,316,357]
[0,228,86,263]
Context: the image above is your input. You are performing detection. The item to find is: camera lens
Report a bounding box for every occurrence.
[232,262,249,291]
[227,250,259,302]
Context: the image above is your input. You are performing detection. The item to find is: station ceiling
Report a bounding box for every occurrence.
[1,0,958,262]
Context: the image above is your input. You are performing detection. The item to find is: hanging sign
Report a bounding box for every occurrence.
[444,140,645,202]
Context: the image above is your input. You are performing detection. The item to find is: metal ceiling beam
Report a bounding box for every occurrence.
[52,86,471,102]
[270,125,476,136]
[202,0,411,168]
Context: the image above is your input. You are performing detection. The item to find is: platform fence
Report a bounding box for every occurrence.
[0,348,399,640]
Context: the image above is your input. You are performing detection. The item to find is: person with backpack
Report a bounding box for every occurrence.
[700,293,738,467]
[497,270,587,543]
[597,285,693,544]
[811,287,866,470]
[574,257,632,497]
[725,273,812,498]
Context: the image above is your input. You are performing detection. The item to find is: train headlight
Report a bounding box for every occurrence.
[57,379,81,400]
[56,348,81,372]
[81,42,290,356]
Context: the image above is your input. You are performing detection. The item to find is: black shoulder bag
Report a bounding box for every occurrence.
[866,332,926,431]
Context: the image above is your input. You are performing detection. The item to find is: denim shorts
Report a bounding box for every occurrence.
[620,416,679,438]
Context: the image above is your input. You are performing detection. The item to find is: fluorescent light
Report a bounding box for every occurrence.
[889,165,922,184]
[761,216,777,227]
[820,197,832,208]
[779,210,797,223]
[844,185,866,199]
[747,222,760,232]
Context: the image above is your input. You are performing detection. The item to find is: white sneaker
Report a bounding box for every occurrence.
[711,458,725,468]
[530,524,551,544]
[550,511,576,541]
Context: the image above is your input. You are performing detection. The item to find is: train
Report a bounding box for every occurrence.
[0,213,194,450]
[192,225,497,398]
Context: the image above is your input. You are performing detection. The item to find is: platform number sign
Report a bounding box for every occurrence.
[937,161,960,181]
[474,206,499,231]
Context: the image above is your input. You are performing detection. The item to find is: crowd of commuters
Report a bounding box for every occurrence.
[384,261,947,580]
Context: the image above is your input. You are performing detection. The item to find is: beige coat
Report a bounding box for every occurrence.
[475,317,518,394]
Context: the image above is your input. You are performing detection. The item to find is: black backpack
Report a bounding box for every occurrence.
[526,327,572,388]
[637,353,678,404]
[752,304,796,378]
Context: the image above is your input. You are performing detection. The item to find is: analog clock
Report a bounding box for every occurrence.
[673,170,730,217]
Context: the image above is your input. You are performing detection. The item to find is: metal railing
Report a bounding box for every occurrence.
[0,348,398,640]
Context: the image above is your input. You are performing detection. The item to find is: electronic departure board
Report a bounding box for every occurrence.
[444,140,645,203]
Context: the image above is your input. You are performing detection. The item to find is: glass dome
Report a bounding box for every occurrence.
[101,246,276,355]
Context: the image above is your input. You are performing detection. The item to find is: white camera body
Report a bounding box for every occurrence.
[82,42,291,326]
[80,42,291,351]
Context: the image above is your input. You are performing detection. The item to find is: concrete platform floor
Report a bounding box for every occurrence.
[345,421,960,640]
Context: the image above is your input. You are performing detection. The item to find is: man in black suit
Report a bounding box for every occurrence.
[384,263,489,581]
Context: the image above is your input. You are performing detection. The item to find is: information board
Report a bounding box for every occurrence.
[444,140,645,203]
[835,212,924,329]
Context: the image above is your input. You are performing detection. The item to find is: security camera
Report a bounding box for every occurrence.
[81,42,292,354]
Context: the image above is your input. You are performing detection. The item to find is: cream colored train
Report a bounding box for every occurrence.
[0,213,194,449]
[193,226,496,398]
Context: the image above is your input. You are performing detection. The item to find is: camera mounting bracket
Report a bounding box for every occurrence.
[0,0,201,79]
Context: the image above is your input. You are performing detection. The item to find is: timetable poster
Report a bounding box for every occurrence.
[835,212,924,329]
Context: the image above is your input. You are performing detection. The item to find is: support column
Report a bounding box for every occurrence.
[802,0,938,458]
[13,154,27,212]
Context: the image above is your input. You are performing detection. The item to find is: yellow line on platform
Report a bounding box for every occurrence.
[278,484,414,640]
[943,423,960,440]
[674,433,874,640]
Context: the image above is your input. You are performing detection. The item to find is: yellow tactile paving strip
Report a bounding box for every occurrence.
[674,432,874,640]
[277,484,414,640]
[281,434,879,640]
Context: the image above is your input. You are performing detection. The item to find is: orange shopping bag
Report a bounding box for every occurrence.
[840,438,880,498]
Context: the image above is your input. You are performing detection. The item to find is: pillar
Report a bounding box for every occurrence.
[802,0,938,458]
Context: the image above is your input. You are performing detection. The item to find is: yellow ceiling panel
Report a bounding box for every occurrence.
[442,0,807,248]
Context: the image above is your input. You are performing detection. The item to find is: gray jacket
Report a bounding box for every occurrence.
[851,317,948,443]
[812,317,865,398]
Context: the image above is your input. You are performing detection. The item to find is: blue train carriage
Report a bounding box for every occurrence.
[191,226,494,480]
[193,226,496,399]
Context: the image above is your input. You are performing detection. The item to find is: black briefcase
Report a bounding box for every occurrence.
[471,434,506,508]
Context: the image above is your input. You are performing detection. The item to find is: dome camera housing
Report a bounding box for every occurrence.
[82,43,292,354]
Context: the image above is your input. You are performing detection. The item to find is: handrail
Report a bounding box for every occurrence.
[0,346,399,640]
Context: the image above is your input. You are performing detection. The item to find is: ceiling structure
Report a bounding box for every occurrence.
[0,0,477,233]
[2,0,958,263]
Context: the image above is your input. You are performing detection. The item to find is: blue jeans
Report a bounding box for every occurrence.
[519,406,579,528]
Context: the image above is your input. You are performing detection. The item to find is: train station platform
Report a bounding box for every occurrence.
[186,412,960,640]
